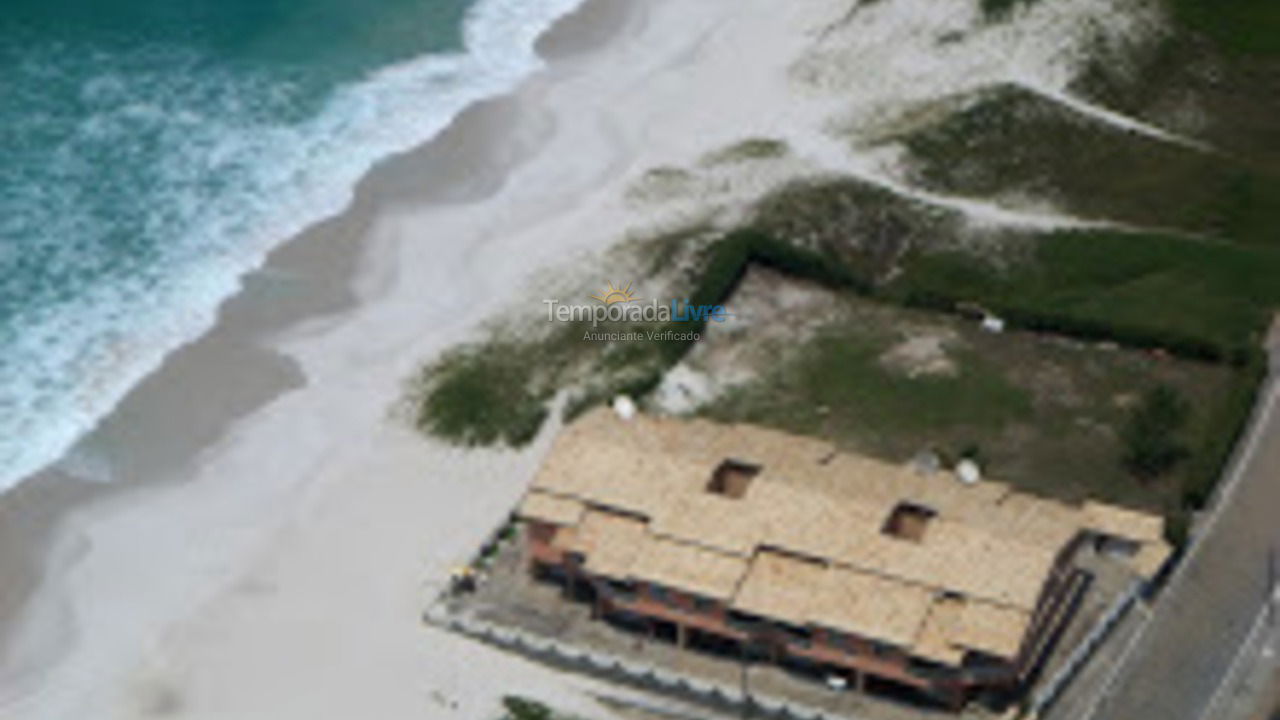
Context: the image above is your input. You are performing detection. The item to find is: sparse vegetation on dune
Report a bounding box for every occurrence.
[751,178,961,281]
[416,341,555,448]
[895,84,1280,243]
[698,137,790,166]
[979,0,1043,20]
[1074,0,1280,169]
[501,696,572,720]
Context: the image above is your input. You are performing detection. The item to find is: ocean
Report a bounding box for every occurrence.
[0,0,585,492]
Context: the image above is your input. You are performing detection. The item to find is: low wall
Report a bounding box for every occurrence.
[1027,578,1144,716]
[424,605,864,720]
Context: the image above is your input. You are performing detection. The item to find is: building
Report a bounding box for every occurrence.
[515,408,1171,708]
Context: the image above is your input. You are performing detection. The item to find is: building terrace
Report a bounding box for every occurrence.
[516,407,1171,708]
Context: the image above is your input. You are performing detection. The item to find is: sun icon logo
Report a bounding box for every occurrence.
[590,281,639,305]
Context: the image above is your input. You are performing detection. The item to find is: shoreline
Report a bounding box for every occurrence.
[0,0,645,713]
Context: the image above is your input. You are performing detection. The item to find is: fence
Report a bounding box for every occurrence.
[1027,578,1145,716]
[424,606,861,720]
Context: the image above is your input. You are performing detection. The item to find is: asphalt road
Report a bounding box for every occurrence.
[1089,326,1280,720]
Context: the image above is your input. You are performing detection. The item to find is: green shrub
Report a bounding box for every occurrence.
[980,0,1041,19]
[1122,385,1192,480]
[1182,352,1267,508]
[700,138,790,165]
[502,696,553,720]
[418,344,550,447]
[1164,507,1191,547]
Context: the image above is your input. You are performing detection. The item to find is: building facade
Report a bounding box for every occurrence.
[516,408,1170,708]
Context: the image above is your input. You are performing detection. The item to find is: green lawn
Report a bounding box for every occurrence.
[705,334,1031,452]
[887,229,1280,363]
[1172,0,1280,56]
[698,290,1238,517]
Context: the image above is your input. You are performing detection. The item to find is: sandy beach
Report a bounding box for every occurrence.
[0,0,1157,717]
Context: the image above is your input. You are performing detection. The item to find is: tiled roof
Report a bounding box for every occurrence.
[520,408,1170,664]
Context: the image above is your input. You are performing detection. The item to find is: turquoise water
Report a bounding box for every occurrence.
[0,0,584,490]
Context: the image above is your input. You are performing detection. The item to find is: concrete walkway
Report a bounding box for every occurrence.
[1085,321,1280,720]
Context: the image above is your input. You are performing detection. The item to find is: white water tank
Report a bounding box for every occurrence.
[956,459,981,485]
[612,395,637,421]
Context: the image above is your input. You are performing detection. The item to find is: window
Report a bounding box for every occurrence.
[778,622,813,648]
[649,584,678,607]
[693,596,716,614]
[829,631,858,655]
[727,610,764,631]
[871,640,896,658]
[909,656,953,680]
[960,650,1014,682]
[706,459,760,498]
[605,579,637,600]
[882,502,936,542]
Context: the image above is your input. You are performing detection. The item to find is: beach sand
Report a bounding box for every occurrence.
[0,0,1141,717]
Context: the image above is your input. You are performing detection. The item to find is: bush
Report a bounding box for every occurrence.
[1122,385,1191,480]
[700,137,790,165]
[418,345,550,447]
[981,0,1040,19]
[1164,507,1191,547]
[502,696,553,720]
[1182,352,1267,508]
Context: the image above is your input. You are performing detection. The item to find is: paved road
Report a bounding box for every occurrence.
[1088,324,1280,720]
[1215,595,1279,720]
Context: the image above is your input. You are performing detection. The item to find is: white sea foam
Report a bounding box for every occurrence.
[0,0,588,493]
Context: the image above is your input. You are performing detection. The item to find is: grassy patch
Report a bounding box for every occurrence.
[417,340,555,448]
[1071,0,1280,173]
[887,229,1280,363]
[501,696,581,720]
[751,178,960,281]
[625,166,698,204]
[897,84,1280,243]
[697,289,1238,514]
[980,0,1042,20]
[699,137,790,166]
[634,221,716,277]
[705,334,1032,450]
[1171,0,1280,56]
